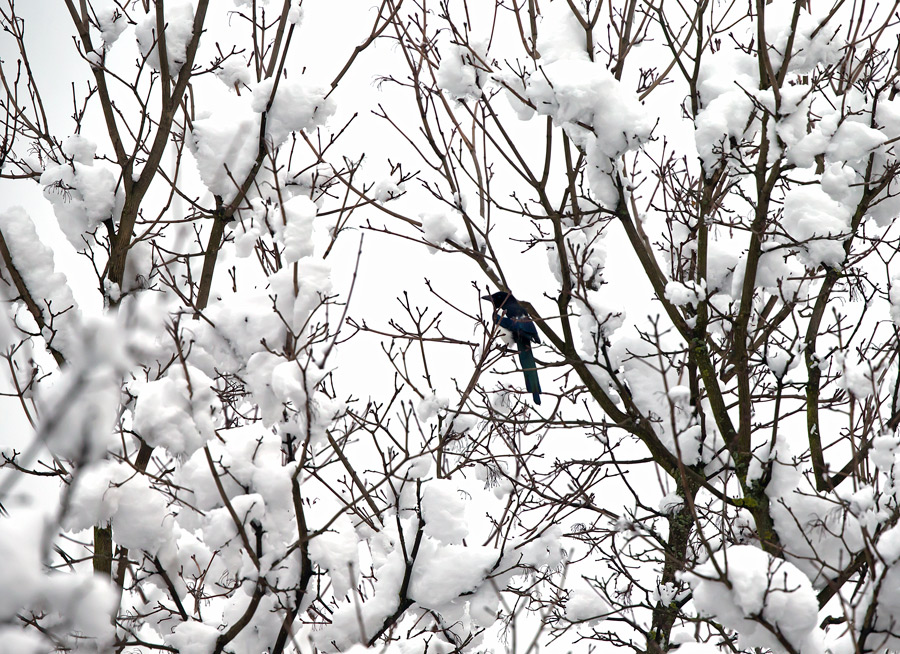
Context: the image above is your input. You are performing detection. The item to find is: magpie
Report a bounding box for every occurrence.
[482,291,542,404]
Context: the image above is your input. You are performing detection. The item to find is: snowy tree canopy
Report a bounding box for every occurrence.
[2,1,900,653]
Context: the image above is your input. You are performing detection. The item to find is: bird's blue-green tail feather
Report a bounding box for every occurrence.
[517,346,542,405]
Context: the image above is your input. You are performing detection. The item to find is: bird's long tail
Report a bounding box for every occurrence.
[516,342,542,405]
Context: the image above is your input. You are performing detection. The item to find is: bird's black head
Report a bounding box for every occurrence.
[481,291,515,308]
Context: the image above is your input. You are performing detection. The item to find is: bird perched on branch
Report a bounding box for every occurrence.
[482,291,542,405]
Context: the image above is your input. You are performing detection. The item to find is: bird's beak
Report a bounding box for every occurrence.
[481,295,491,301]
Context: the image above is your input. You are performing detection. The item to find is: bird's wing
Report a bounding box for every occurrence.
[500,313,540,344]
